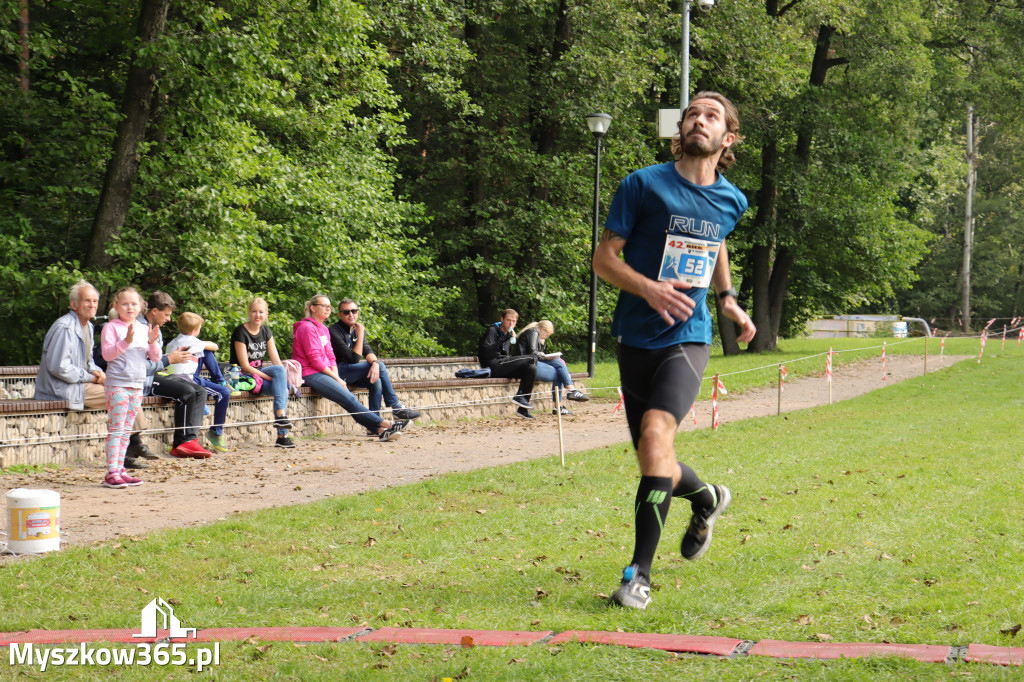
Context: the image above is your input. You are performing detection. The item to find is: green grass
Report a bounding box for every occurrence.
[3,353,1023,679]
[0,462,59,477]
[569,335,1008,399]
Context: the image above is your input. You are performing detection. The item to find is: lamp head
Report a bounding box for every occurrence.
[585,113,612,138]
[698,0,714,6]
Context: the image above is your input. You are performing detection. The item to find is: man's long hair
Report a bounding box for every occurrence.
[671,91,744,172]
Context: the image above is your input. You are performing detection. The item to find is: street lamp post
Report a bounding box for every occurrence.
[585,113,612,379]
[680,0,715,113]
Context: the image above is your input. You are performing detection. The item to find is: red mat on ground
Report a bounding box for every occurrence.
[185,627,363,643]
[0,633,27,646]
[356,627,551,646]
[549,630,742,656]
[2,629,166,644]
[748,639,950,663]
[964,644,1024,666]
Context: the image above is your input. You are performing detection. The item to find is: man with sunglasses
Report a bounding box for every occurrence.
[328,299,422,430]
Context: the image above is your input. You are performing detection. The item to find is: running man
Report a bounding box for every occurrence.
[593,91,756,609]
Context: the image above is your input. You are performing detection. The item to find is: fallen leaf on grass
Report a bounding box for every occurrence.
[216,595,223,605]
[890,617,906,625]
[813,633,832,642]
[364,537,376,548]
[460,636,475,648]
[508,658,527,664]
[795,615,812,625]
[1000,624,1021,637]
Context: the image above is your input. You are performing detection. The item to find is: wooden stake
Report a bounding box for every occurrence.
[556,389,565,467]
[777,365,782,416]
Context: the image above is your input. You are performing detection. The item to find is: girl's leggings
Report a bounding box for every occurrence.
[105,386,142,472]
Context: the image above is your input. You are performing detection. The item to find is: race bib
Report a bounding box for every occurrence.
[658,235,720,288]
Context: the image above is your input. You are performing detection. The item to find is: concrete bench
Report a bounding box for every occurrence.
[0,358,587,468]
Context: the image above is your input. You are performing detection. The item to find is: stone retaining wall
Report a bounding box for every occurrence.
[1,370,584,469]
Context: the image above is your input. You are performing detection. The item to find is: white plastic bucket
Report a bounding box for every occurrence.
[893,321,908,338]
[5,488,61,553]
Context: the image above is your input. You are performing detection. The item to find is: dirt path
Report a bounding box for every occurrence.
[2,354,966,554]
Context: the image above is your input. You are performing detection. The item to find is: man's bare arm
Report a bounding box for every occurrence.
[592,228,696,327]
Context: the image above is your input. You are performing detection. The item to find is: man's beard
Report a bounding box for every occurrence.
[682,130,724,158]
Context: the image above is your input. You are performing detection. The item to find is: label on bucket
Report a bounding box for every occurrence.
[10,506,59,540]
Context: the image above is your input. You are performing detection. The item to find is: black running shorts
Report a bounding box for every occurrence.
[617,342,710,449]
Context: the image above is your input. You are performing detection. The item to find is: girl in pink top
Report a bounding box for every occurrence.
[99,287,161,489]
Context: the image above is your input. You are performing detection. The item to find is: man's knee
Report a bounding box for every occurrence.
[637,410,678,456]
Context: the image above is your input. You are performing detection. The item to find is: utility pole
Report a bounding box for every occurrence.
[960,102,976,332]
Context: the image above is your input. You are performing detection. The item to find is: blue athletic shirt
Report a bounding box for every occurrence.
[605,162,748,348]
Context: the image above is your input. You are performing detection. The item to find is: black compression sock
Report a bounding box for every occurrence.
[672,461,716,510]
[629,476,673,580]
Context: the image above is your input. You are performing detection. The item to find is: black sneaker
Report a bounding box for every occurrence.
[126,440,160,460]
[123,457,148,470]
[378,422,403,442]
[392,407,421,421]
[391,419,410,432]
[565,389,590,402]
[680,485,731,561]
[511,395,535,410]
[610,565,651,609]
[275,436,296,448]
[551,406,573,416]
[516,407,535,419]
[273,414,293,430]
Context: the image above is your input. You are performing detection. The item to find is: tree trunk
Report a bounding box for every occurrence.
[17,0,29,93]
[86,0,170,270]
[716,295,739,354]
[748,22,844,352]
[959,102,976,332]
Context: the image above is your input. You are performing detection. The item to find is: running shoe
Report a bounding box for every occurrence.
[511,395,535,410]
[565,389,590,402]
[275,436,296,448]
[551,406,573,416]
[610,564,651,609]
[680,484,731,561]
[378,422,404,442]
[392,407,422,421]
[208,434,229,453]
[273,414,293,430]
[516,407,535,420]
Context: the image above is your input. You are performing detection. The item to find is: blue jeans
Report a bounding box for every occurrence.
[253,364,290,436]
[303,371,382,431]
[195,377,230,435]
[338,361,401,415]
[535,358,573,402]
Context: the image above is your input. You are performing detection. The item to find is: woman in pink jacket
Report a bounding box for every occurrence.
[292,294,406,442]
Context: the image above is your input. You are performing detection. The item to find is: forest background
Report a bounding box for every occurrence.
[1,0,1022,365]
